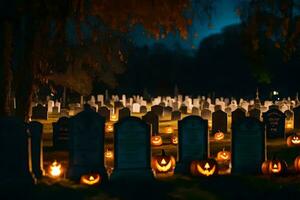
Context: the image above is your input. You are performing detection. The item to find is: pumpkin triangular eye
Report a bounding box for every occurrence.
[204,163,210,169]
[273,164,278,168]
[161,159,167,165]
[89,176,95,181]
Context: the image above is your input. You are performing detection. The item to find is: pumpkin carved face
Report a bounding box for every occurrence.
[262,157,287,175]
[105,149,114,159]
[216,149,231,162]
[49,160,62,178]
[106,124,114,133]
[151,135,163,146]
[190,159,218,177]
[287,134,300,147]
[294,156,300,172]
[152,150,175,174]
[110,114,118,122]
[214,131,225,141]
[80,173,101,185]
[170,135,178,145]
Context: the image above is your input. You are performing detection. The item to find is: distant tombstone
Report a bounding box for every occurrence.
[151,105,163,117]
[191,107,199,115]
[175,116,208,173]
[132,103,141,113]
[114,101,124,110]
[142,111,159,135]
[284,110,293,121]
[203,101,210,109]
[0,117,34,185]
[98,106,110,122]
[111,117,153,181]
[171,111,182,121]
[164,106,173,115]
[201,109,211,121]
[179,105,188,114]
[225,107,232,114]
[214,105,222,112]
[269,105,279,110]
[68,106,108,182]
[31,104,48,120]
[118,107,131,120]
[172,102,179,110]
[52,117,69,149]
[140,105,147,113]
[28,121,44,178]
[159,102,166,107]
[263,109,286,139]
[212,110,227,134]
[232,117,266,174]
[231,108,246,128]
[248,108,261,120]
[293,106,300,129]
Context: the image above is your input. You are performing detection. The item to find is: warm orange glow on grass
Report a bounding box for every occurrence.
[49,160,62,178]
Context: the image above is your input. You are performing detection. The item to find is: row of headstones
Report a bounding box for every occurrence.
[0,107,269,184]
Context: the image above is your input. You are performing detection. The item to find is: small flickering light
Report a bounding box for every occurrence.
[49,160,62,178]
[110,114,118,122]
[170,135,178,145]
[106,124,114,132]
[105,149,114,159]
[165,126,173,134]
[151,135,163,146]
[273,91,279,95]
[80,174,101,185]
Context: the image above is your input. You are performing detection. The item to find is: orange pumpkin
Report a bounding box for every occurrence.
[152,150,176,174]
[216,148,231,162]
[170,135,178,145]
[151,135,163,146]
[294,156,300,172]
[105,124,114,133]
[214,131,225,141]
[287,134,300,147]
[190,159,218,176]
[110,114,118,122]
[104,149,114,159]
[80,173,101,185]
[261,157,288,175]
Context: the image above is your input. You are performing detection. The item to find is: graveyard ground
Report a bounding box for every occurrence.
[3,113,300,200]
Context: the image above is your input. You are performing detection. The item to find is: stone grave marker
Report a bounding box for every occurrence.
[151,105,164,117]
[231,108,246,128]
[118,107,131,121]
[293,106,300,129]
[52,117,69,149]
[140,105,147,114]
[248,108,261,121]
[212,110,227,134]
[263,108,286,139]
[31,104,48,120]
[171,111,182,121]
[142,111,159,135]
[98,106,111,122]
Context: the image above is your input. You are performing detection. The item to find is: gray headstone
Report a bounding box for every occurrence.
[175,116,208,174]
[212,110,227,134]
[142,111,159,135]
[0,117,34,185]
[111,117,154,181]
[201,109,211,121]
[31,104,48,120]
[52,117,69,150]
[151,105,163,117]
[232,108,246,128]
[248,108,261,120]
[140,106,147,114]
[192,107,200,115]
[68,107,108,182]
[171,111,182,121]
[98,106,110,122]
[263,109,286,139]
[118,107,131,121]
[179,105,188,114]
[293,106,300,129]
[232,117,266,174]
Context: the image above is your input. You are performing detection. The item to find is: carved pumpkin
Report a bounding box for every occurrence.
[190,159,218,176]
[151,135,163,146]
[110,114,118,122]
[165,126,173,134]
[214,131,225,141]
[287,134,300,147]
[216,148,231,162]
[152,150,176,174]
[261,157,288,175]
[105,149,114,159]
[105,124,114,133]
[49,160,62,178]
[170,135,178,145]
[80,173,101,185]
[294,156,300,172]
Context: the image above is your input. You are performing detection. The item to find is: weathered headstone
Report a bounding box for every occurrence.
[175,116,208,173]
[68,106,108,182]
[31,104,48,120]
[171,111,182,121]
[110,117,154,181]
[263,109,286,139]
[52,117,69,149]
[231,108,246,128]
[248,108,261,121]
[284,110,293,121]
[28,121,44,178]
[140,105,148,113]
[179,105,188,114]
[118,107,131,120]
[293,106,300,129]
[212,110,227,134]
[0,117,34,185]
[231,117,266,174]
[201,109,212,121]
[98,106,111,122]
[192,107,200,115]
[151,105,163,117]
[142,111,159,135]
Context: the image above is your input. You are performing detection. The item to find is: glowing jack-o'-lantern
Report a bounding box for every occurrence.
[214,131,225,141]
[170,135,178,145]
[216,148,231,162]
[190,159,218,176]
[49,160,62,178]
[110,114,118,122]
[165,127,173,134]
[294,156,300,172]
[151,135,163,146]
[105,124,114,132]
[152,150,176,174]
[287,134,300,147]
[80,173,101,185]
[105,149,114,159]
[261,157,287,175]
